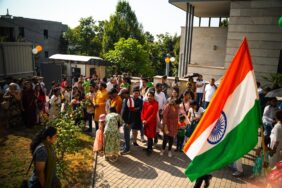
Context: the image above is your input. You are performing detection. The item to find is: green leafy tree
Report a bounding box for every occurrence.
[145,33,180,76]
[105,38,153,77]
[64,17,104,56]
[47,103,86,177]
[102,1,144,53]
[219,19,229,27]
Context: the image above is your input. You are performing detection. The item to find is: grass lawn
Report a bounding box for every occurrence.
[0,126,94,188]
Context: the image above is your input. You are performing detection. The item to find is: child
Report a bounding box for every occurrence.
[71,93,81,125]
[93,114,106,153]
[176,114,186,152]
[71,93,80,111]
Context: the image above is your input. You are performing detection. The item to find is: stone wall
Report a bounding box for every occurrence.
[179,27,228,81]
[226,0,282,82]
[190,27,228,67]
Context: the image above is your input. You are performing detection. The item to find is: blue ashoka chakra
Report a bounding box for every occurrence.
[207,112,227,145]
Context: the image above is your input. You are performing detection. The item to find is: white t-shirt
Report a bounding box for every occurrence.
[188,107,205,122]
[262,105,279,125]
[204,84,216,102]
[270,122,282,149]
[49,95,61,105]
[155,91,167,111]
[269,122,282,167]
[106,82,114,92]
[196,80,205,93]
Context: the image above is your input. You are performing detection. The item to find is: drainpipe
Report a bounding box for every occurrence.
[1,44,7,77]
[182,2,189,78]
[188,6,194,72]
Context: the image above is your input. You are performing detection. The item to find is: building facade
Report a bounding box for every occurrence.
[170,0,282,83]
[0,12,67,63]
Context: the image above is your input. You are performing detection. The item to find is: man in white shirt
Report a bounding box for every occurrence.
[195,75,204,107]
[106,77,116,92]
[262,98,279,146]
[154,83,167,143]
[203,78,217,109]
[269,110,282,168]
[155,83,167,113]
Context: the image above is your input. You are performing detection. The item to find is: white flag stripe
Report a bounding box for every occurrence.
[186,71,257,160]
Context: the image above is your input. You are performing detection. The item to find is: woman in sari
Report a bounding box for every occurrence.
[22,81,36,128]
[104,107,122,162]
[3,83,23,128]
[35,83,46,124]
[49,88,61,120]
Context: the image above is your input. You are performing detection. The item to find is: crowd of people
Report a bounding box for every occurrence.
[1,73,281,188]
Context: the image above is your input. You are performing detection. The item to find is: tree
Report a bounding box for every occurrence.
[102,1,144,53]
[145,33,180,76]
[64,17,104,56]
[219,19,229,27]
[105,38,153,77]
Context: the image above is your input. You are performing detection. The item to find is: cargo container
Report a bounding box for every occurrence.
[0,42,34,78]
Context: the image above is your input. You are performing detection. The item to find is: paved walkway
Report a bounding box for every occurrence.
[94,134,262,188]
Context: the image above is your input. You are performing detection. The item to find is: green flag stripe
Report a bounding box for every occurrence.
[185,100,260,181]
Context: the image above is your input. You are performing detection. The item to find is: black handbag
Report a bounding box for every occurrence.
[20,145,44,188]
[20,157,34,188]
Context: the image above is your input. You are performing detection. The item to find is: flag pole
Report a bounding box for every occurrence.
[261,126,268,175]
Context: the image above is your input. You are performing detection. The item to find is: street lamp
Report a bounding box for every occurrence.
[165,53,175,76]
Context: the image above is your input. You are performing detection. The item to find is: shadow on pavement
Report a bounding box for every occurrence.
[129,144,189,178]
[212,163,253,184]
[109,155,159,179]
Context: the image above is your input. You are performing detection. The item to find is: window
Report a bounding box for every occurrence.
[200,17,209,27]
[18,27,24,37]
[44,29,48,39]
[44,51,49,58]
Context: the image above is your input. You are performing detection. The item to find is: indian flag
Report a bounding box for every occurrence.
[183,38,261,181]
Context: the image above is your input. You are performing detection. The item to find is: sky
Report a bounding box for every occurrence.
[0,0,189,36]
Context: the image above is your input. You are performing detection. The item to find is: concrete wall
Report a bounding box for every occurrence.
[190,27,227,67]
[179,27,228,80]
[0,16,67,63]
[226,0,282,82]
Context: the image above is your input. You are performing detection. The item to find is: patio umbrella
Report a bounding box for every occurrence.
[265,88,282,98]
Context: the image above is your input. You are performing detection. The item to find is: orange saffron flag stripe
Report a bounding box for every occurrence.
[183,38,253,153]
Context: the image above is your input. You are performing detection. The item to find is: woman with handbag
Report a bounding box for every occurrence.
[185,101,205,139]
[29,126,61,188]
[179,90,192,124]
